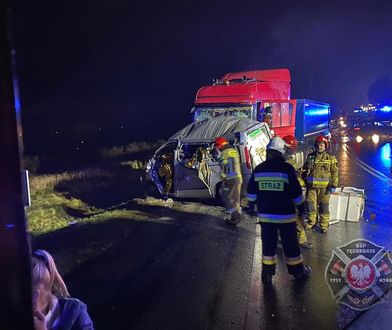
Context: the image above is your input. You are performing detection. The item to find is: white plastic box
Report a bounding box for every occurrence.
[330,187,365,223]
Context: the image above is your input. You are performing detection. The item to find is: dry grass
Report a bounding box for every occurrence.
[100,141,164,159]
[29,168,112,191]
[27,140,163,235]
[27,165,146,235]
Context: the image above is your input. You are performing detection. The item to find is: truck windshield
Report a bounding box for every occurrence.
[193,105,254,122]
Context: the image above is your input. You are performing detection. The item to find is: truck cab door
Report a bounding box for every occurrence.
[260,100,297,138]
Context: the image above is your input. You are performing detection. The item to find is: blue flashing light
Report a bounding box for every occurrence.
[304,108,329,116]
[379,106,392,112]
[13,77,21,114]
[381,143,391,167]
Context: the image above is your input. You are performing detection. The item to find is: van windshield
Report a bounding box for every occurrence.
[193,105,254,122]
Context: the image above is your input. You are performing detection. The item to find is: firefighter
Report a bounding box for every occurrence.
[215,137,243,225]
[247,136,311,286]
[302,135,339,233]
[158,153,173,196]
[283,135,312,249]
[262,106,273,127]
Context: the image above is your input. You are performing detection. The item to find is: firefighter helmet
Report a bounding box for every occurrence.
[283,135,298,150]
[264,106,273,114]
[214,136,229,149]
[314,135,329,149]
[267,136,289,155]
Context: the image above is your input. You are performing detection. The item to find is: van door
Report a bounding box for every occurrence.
[246,124,271,168]
[149,159,164,195]
[149,142,177,195]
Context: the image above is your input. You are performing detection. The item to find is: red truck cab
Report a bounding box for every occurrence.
[192,69,329,145]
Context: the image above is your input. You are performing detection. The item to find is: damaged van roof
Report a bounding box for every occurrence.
[168,116,262,143]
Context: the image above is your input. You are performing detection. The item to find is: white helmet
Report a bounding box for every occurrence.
[267,136,289,155]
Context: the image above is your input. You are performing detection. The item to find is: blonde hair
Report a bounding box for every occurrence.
[32,250,70,298]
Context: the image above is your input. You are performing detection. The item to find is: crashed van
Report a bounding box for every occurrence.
[146,116,272,199]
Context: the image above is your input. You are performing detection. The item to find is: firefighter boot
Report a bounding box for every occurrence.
[300,241,313,249]
[297,219,312,248]
[293,265,311,280]
[225,211,242,225]
[262,270,273,287]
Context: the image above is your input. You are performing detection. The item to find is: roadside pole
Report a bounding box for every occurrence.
[0,1,34,329]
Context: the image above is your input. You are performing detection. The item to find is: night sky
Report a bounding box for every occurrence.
[12,0,392,154]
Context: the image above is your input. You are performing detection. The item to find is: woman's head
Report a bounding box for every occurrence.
[32,250,69,300]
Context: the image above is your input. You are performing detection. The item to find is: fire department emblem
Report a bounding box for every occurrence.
[325,239,392,311]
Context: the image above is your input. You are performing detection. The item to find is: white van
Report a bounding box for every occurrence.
[146,116,272,199]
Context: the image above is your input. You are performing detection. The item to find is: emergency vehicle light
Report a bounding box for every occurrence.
[304,108,329,116]
[380,106,392,112]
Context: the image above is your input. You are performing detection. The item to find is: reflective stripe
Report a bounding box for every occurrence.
[307,177,330,188]
[226,172,242,178]
[257,213,296,219]
[262,255,277,265]
[255,172,288,182]
[314,159,337,164]
[286,255,303,265]
[308,177,329,182]
[293,193,305,205]
[315,160,332,164]
[247,193,257,201]
[227,150,239,157]
[257,213,296,223]
[255,172,289,179]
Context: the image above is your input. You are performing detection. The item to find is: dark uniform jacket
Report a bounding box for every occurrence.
[247,156,305,223]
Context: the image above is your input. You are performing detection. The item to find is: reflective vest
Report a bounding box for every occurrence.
[219,145,243,184]
[302,151,339,189]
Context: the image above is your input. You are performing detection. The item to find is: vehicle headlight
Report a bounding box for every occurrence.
[355,135,363,143]
[371,134,380,144]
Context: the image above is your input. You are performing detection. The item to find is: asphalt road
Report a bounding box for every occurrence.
[32,142,392,330]
[258,141,392,330]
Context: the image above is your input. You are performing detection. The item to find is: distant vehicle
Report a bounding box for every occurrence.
[146,117,272,199]
[349,121,392,144]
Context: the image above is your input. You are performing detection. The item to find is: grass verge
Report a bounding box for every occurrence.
[27,164,148,235]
